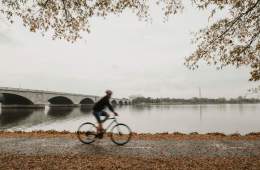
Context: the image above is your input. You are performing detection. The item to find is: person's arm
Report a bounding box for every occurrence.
[107,98,118,116]
[107,102,114,112]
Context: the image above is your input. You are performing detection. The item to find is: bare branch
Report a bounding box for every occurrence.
[61,0,69,21]
[211,0,260,45]
[241,30,260,54]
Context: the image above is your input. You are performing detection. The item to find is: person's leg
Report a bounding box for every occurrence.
[97,123,103,133]
[100,111,109,123]
[98,111,109,133]
[93,111,103,133]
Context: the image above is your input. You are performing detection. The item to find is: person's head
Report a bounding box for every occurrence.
[105,90,113,98]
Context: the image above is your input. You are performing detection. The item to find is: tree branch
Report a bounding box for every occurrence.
[61,0,69,21]
[240,30,260,55]
[43,0,49,7]
[210,0,260,45]
[222,1,259,38]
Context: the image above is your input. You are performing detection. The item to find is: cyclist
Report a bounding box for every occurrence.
[93,90,118,135]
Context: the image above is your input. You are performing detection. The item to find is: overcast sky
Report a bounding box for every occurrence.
[0,1,258,99]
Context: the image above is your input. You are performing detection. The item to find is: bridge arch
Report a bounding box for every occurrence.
[111,100,117,105]
[119,101,124,105]
[80,98,95,105]
[48,96,74,105]
[0,93,34,105]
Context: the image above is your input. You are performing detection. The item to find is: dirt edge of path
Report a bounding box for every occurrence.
[1,130,260,140]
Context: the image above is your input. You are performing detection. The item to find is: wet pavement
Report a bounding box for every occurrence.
[1,137,260,158]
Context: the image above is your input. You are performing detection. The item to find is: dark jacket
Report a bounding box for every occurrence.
[93,95,114,112]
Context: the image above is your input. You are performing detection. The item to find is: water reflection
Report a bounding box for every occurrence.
[199,105,202,121]
[0,108,35,129]
[80,105,93,114]
[130,104,155,111]
[131,104,195,111]
[0,104,260,134]
[47,107,73,118]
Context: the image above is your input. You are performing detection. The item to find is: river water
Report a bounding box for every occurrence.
[0,104,259,134]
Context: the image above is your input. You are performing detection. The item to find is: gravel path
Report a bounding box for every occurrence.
[1,136,260,169]
[1,137,260,157]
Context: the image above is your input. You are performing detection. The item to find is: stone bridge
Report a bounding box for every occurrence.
[0,87,130,108]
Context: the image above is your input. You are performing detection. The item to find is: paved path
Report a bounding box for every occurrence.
[1,137,260,157]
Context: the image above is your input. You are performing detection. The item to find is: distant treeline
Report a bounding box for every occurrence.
[132,96,260,105]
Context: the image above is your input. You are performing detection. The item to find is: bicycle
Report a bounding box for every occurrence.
[77,116,132,145]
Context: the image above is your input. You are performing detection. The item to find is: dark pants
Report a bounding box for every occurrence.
[93,110,109,123]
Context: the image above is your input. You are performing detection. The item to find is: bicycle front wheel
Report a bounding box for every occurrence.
[110,123,132,145]
[77,122,97,144]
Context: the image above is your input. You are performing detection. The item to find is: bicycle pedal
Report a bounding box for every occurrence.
[96,133,104,139]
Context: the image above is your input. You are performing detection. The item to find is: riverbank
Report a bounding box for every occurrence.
[133,102,260,106]
[131,96,260,105]
[1,130,260,140]
[1,131,260,169]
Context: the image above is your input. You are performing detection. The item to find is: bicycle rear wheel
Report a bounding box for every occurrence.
[77,122,97,144]
[110,123,132,145]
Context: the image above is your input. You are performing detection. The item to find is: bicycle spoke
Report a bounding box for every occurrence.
[110,123,132,145]
[77,122,97,144]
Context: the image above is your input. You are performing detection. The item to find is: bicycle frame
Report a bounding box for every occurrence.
[102,117,118,132]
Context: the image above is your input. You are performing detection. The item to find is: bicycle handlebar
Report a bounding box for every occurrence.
[108,116,117,119]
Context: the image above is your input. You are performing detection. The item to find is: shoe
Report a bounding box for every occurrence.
[96,132,104,139]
